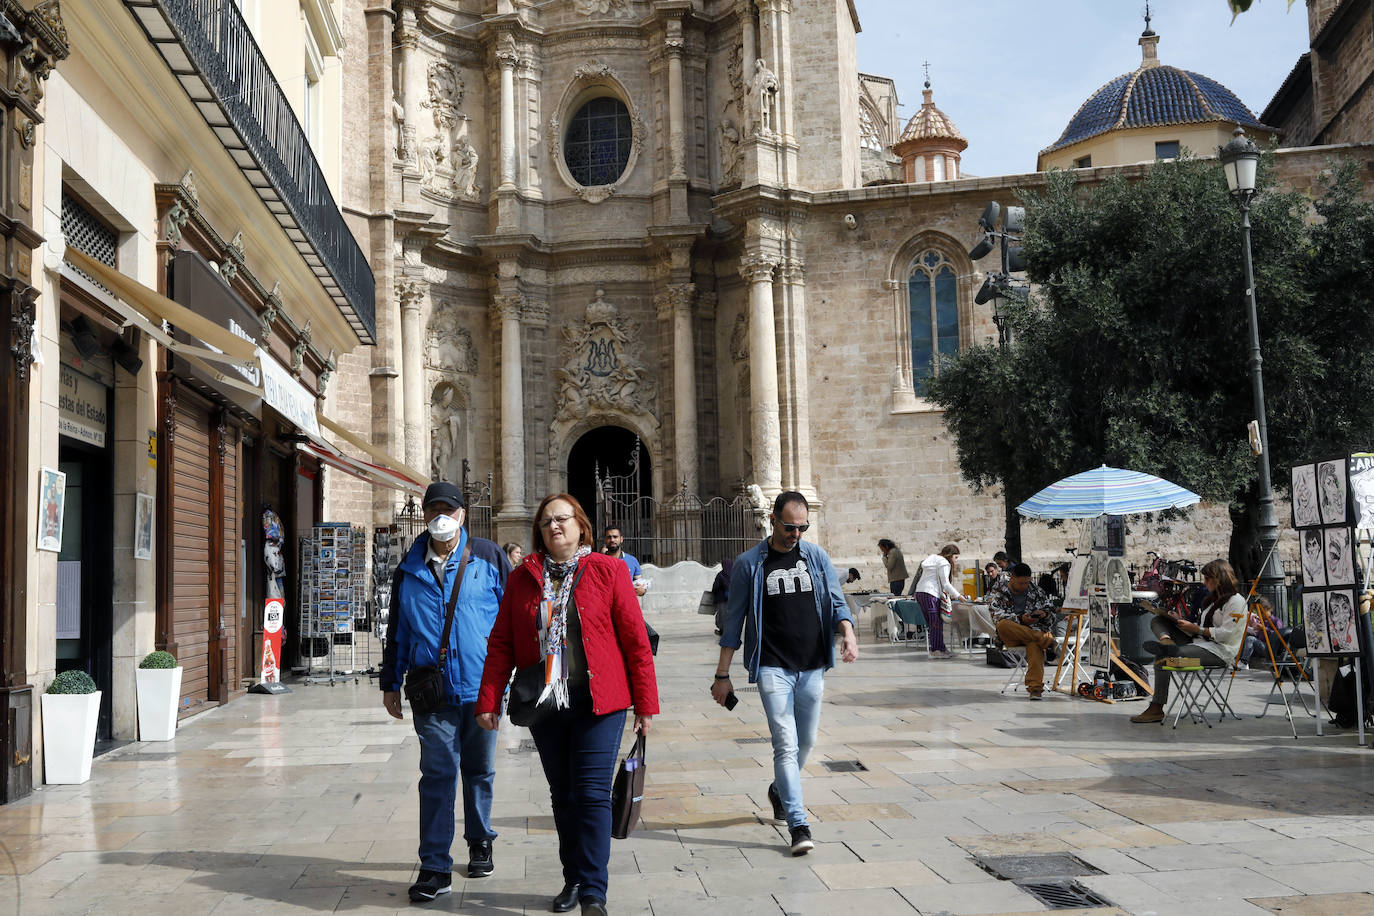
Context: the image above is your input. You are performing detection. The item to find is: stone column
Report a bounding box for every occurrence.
[779,258,813,494]
[396,4,424,168]
[776,0,795,144]
[740,255,781,495]
[666,21,687,181]
[656,284,698,493]
[498,39,518,191]
[397,277,427,473]
[492,294,525,517]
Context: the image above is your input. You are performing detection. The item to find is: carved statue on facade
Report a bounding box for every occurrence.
[430,402,464,483]
[719,119,741,186]
[747,59,778,137]
[452,129,481,201]
[573,0,631,17]
[555,289,657,422]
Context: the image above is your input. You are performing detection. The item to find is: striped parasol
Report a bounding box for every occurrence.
[1017,465,1201,520]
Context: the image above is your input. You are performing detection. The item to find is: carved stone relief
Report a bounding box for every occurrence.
[419,60,480,202]
[430,379,469,484]
[556,289,658,423]
[573,0,631,17]
[425,309,479,376]
[746,58,778,138]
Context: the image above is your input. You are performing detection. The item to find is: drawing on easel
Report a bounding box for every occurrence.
[1302,591,1330,655]
[1324,527,1354,587]
[1300,528,1326,588]
[1326,589,1358,654]
[1291,463,1320,528]
[1317,460,1348,526]
[1349,454,1374,532]
[1104,557,1131,603]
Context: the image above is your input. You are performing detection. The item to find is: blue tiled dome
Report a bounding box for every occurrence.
[1043,63,1268,155]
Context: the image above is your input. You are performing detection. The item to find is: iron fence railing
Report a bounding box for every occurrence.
[138,0,376,341]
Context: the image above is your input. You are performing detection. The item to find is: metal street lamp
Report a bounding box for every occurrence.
[1218,126,1283,594]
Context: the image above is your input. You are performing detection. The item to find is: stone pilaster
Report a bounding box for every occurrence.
[779,258,814,498]
[397,276,428,473]
[655,283,698,494]
[739,254,781,497]
[665,20,687,182]
[497,37,518,192]
[490,293,525,522]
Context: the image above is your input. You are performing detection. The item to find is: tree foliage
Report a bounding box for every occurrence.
[926,155,1374,576]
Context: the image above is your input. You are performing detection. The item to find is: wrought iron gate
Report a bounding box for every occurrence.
[596,439,759,565]
[461,459,494,542]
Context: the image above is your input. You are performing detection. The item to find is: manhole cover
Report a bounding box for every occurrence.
[1017,880,1112,909]
[735,737,771,745]
[975,853,1102,881]
[820,759,867,772]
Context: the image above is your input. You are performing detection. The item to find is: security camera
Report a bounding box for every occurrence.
[843,214,857,230]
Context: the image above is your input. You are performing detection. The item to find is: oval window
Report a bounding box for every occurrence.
[563,96,633,187]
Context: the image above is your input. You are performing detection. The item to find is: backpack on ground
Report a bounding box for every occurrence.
[985,646,1019,668]
[1328,663,1372,729]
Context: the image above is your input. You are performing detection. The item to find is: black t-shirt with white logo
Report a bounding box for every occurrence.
[759,543,825,671]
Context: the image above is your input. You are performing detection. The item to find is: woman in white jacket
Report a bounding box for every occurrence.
[913,544,963,659]
[1130,559,1248,723]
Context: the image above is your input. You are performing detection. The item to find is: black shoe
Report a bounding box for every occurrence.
[766,782,785,824]
[789,825,814,856]
[581,901,608,916]
[1044,644,1060,664]
[467,840,493,878]
[552,883,581,913]
[408,869,452,902]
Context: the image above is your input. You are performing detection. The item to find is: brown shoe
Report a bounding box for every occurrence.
[1130,707,1165,723]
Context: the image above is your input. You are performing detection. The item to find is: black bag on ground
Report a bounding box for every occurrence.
[985,646,1019,668]
[1328,664,1372,729]
[645,621,659,655]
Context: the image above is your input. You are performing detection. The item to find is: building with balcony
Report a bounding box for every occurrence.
[1,0,384,801]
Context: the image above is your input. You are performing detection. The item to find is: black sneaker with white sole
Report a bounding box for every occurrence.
[767,782,786,824]
[408,869,452,902]
[467,840,493,878]
[789,825,814,856]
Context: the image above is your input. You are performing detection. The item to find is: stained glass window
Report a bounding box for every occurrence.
[564,97,633,187]
[908,250,959,393]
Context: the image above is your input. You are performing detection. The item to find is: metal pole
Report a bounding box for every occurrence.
[1238,197,1283,592]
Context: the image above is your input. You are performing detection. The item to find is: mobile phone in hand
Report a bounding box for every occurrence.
[724,691,738,710]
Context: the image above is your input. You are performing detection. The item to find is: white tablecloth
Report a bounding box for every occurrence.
[948,599,997,641]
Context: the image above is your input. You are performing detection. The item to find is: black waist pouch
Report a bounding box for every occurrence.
[404,665,445,716]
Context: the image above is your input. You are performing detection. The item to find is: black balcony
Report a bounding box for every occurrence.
[125,0,376,344]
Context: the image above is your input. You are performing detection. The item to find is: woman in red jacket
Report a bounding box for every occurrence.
[476,493,658,916]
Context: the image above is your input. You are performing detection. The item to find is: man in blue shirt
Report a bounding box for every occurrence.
[602,525,648,597]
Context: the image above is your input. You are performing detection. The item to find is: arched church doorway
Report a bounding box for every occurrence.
[566,426,652,542]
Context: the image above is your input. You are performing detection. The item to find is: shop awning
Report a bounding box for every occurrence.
[61,246,429,495]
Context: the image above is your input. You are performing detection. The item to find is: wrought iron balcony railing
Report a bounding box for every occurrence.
[126,0,376,344]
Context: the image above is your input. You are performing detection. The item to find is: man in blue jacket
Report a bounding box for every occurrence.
[709,491,859,856]
[381,481,511,902]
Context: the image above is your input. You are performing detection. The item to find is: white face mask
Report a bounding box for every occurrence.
[427,513,461,542]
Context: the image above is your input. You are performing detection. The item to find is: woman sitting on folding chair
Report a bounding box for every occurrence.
[1130,559,1247,724]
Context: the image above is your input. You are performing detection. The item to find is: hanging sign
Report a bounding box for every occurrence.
[58,363,109,447]
[258,347,320,438]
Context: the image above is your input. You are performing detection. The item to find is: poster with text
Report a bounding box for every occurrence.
[1350,454,1374,532]
[36,467,66,553]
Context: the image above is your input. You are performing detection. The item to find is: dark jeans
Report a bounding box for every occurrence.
[889,579,906,596]
[530,696,628,904]
[913,592,947,652]
[413,700,498,873]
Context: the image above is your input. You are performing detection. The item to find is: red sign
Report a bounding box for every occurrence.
[261,597,285,683]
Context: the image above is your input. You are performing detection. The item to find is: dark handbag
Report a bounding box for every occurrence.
[507,660,557,727]
[644,621,659,655]
[610,733,647,839]
[403,544,470,716]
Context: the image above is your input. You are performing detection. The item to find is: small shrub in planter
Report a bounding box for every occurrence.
[47,670,98,694]
[42,670,100,784]
[136,651,182,742]
[139,650,177,669]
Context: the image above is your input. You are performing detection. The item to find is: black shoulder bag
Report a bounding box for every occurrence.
[403,544,470,716]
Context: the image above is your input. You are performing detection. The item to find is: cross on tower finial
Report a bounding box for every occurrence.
[922,60,931,89]
[1142,2,1154,35]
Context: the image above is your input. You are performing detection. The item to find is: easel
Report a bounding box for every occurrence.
[1064,519,1152,701]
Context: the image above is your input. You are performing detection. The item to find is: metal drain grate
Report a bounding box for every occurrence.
[975,853,1102,881]
[735,737,771,745]
[820,759,868,772]
[1017,880,1112,909]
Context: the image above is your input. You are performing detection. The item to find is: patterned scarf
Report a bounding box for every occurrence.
[539,545,591,710]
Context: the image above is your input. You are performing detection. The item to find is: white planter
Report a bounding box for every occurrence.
[136,666,183,741]
[40,691,101,785]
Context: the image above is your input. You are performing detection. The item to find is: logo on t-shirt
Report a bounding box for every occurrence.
[766,561,813,596]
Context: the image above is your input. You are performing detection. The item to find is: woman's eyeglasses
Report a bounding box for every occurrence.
[780,523,810,533]
[539,513,575,529]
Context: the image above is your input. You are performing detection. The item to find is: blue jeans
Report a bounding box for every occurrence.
[530,697,627,904]
[413,700,498,873]
[756,666,824,829]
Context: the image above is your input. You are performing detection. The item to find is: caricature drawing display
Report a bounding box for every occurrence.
[1302,592,1330,655]
[1350,454,1374,532]
[1326,590,1358,653]
[1324,527,1354,587]
[1317,460,1347,525]
[1300,528,1326,588]
[1291,464,1320,528]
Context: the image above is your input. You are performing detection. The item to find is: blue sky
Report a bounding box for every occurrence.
[854,0,1311,177]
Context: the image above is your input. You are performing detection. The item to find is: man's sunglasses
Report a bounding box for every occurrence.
[780,523,810,533]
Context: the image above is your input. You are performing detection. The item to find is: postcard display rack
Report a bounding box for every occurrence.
[299,523,368,684]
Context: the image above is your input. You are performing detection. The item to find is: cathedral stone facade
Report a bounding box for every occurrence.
[329,0,1368,577]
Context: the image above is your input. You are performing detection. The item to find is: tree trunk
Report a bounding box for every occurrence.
[1004,491,1022,562]
[1227,491,1263,583]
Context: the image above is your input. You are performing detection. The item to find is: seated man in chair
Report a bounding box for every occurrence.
[989,563,1059,700]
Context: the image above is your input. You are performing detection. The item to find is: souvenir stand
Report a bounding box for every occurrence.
[1293,456,1369,745]
[1017,465,1203,701]
[369,498,426,674]
[298,522,366,685]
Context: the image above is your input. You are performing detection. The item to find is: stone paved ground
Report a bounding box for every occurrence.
[4,618,1374,915]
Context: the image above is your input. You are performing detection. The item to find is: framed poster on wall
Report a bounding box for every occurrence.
[36,467,66,553]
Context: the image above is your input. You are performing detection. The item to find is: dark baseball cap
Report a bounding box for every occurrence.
[422,481,465,509]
